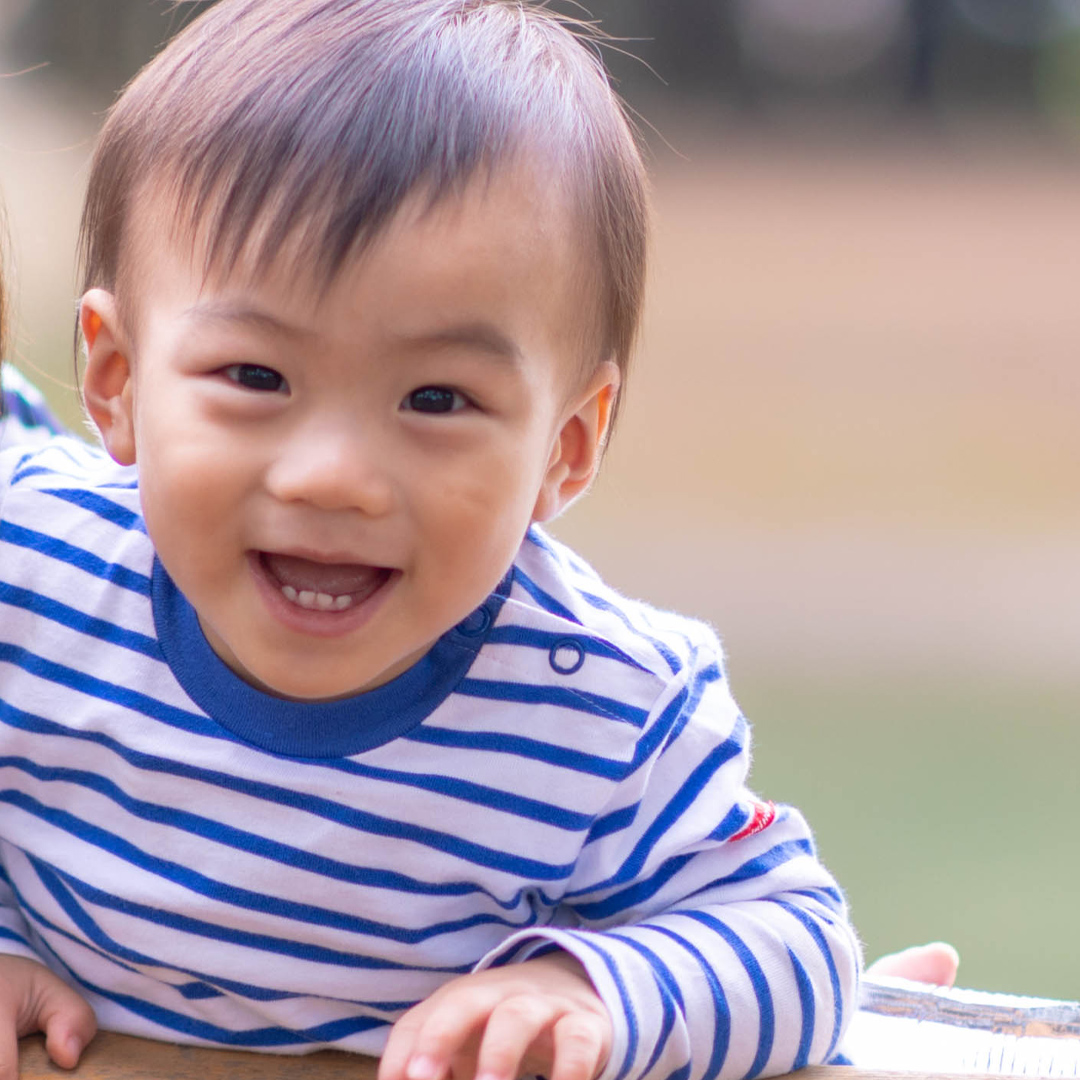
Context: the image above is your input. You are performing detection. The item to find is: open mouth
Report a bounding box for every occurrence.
[258,551,393,613]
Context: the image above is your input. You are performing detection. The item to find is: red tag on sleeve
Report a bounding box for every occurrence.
[730,799,776,841]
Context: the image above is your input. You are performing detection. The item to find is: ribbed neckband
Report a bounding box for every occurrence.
[151,558,508,758]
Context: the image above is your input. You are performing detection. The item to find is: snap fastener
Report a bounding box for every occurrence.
[456,605,492,637]
[549,638,585,675]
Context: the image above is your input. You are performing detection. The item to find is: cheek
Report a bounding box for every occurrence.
[425,441,547,538]
[136,428,243,563]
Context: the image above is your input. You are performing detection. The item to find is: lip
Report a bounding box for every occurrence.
[247,550,398,639]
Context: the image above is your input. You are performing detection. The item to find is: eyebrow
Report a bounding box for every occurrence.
[181,301,313,340]
[396,323,522,364]
[182,302,521,363]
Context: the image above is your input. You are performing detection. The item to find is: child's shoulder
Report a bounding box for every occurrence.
[507,526,726,689]
[0,428,137,513]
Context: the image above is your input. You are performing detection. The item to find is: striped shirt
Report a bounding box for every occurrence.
[0,366,65,451]
[0,436,859,1080]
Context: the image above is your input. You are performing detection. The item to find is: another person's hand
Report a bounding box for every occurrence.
[0,954,96,1080]
[866,942,960,987]
[379,952,612,1080]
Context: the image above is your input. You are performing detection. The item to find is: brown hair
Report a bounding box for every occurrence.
[79,0,649,394]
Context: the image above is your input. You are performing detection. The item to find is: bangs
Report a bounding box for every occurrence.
[80,0,647,367]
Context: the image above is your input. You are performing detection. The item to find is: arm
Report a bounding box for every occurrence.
[382,644,860,1080]
[479,648,861,1080]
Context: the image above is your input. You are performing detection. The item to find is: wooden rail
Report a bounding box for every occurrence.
[17,1033,374,1080]
[16,1033,986,1080]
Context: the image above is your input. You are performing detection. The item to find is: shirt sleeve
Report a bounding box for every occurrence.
[477,642,862,1080]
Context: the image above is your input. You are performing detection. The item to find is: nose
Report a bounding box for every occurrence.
[264,418,396,516]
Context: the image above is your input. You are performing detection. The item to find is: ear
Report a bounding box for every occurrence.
[532,360,620,523]
[81,289,137,466]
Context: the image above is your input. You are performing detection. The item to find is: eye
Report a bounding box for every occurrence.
[401,386,468,414]
[223,364,288,393]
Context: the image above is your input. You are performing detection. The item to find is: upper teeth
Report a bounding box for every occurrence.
[281,585,354,611]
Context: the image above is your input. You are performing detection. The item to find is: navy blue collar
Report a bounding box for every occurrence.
[152,558,508,759]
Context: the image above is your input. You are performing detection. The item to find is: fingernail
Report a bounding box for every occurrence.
[63,1036,83,1063]
[406,1056,437,1080]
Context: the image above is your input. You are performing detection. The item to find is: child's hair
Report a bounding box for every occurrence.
[79,0,649,391]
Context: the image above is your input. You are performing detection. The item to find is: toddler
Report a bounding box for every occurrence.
[0,4,861,1080]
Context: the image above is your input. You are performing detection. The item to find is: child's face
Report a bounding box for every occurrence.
[82,165,617,701]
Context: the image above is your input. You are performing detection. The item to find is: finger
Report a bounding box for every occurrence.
[39,981,97,1070]
[400,992,494,1080]
[473,995,557,1080]
[866,942,960,988]
[380,1009,427,1080]
[0,1012,19,1080]
[548,1011,608,1080]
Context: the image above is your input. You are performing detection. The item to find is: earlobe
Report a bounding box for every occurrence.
[532,361,620,523]
[80,289,137,466]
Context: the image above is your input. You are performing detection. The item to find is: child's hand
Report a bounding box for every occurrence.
[0,955,97,1080]
[379,952,611,1080]
[865,942,960,988]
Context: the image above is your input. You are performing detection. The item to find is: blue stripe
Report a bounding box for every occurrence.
[572,937,639,1080]
[25,850,469,974]
[788,946,815,1070]
[573,588,683,677]
[0,643,221,740]
[774,900,846,1060]
[789,887,845,915]
[624,664,732,780]
[0,757,548,934]
[71,966,388,1047]
[568,733,747,906]
[712,839,815,891]
[654,660,724,757]
[41,487,144,532]
[585,804,638,843]
[606,933,682,1078]
[0,521,152,594]
[1,390,62,434]
[0,703,575,893]
[456,678,649,727]
[510,566,582,624]
[0,926,31,949]
[3,786,573,933]
[485,625,650,672]
[571,854,694,920]
[710,803,748,841]
[326,757,591,832]
[19,868,419,1015]
[406,725,628,780]
[649,924,729,1080]
[0,584,159,658]
[683,911,774,1080]
[19,863,282,1001]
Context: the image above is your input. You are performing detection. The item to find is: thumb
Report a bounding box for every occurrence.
[36,978,97,1070]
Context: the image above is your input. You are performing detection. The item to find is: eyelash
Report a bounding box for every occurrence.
[222,364,289,394]
[218,370,470,414]
[400,386,470,414]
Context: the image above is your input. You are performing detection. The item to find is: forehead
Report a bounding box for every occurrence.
[122,161,602,371]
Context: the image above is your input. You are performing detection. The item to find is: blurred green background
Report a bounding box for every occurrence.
[1,0,1078,999]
